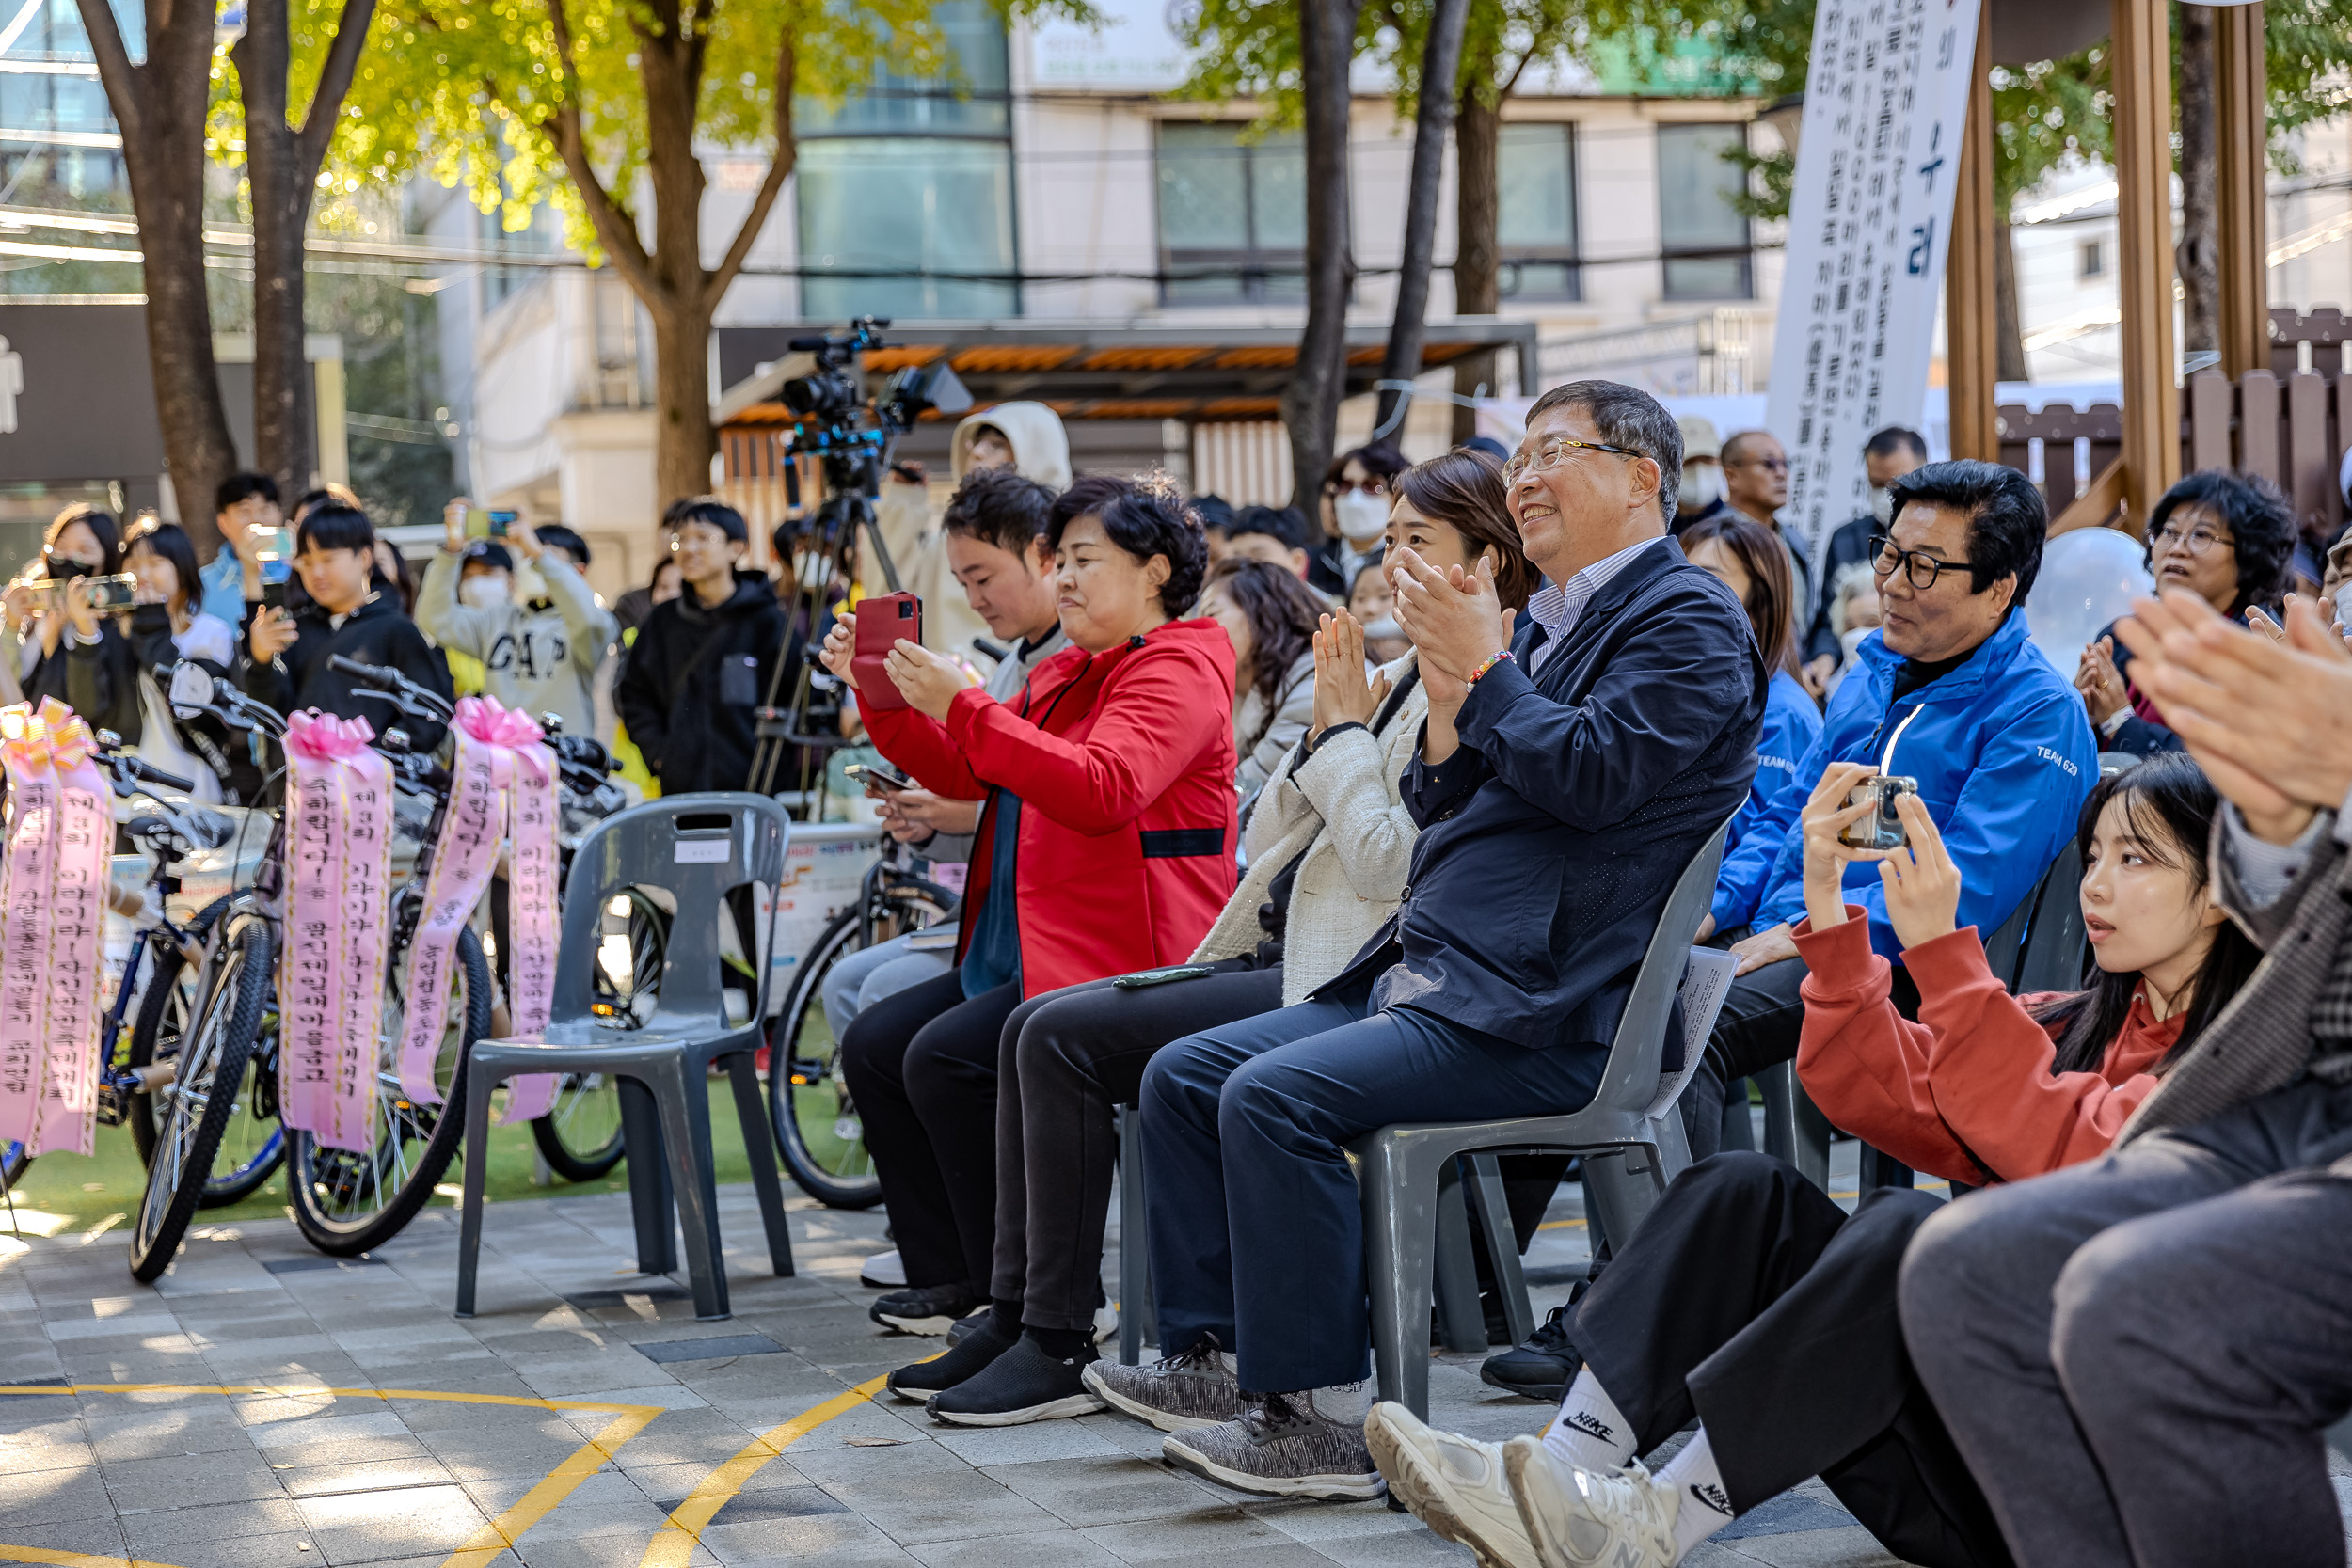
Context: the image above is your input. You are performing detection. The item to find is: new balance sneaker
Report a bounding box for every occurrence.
[861,1248,907,1289]
[1480,1303,1583,1403]
[1082,1336,1248,1433]
[1502,1437,1675,1568]
[928,1335,1106,1427]
[1162,1389,1385,1501]
[885,1312,1015,1402]
[869,1282,986,1335]
[1364,1402,1539,1568]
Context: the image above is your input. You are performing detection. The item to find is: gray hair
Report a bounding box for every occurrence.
[1523,379,1684,525]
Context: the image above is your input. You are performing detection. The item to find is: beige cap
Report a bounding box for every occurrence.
[1677,415,1723,463]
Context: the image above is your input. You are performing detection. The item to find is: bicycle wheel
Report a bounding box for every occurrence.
[769,880,951,1209]
[125,896,231,1169]
[529,891,665,1181]
[129,915,273,1282]
[202,1009,283,1207]
[530,1073,624,1181]
[285,921,491,1256]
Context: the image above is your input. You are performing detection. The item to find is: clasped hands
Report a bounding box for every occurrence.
[818,610,970,721]
[1387,549,1514,698]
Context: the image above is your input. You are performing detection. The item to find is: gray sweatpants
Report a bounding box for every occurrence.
[1899,1073,2352,1568]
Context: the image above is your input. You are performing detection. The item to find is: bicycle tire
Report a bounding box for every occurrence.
[201,1013,283,1207]
[124,902,282,1205]
[124,895,232,1169]
[286,923,492,1256]
[768,880,952,1209]
[531,891,665,1180]
[129,916,273,1283]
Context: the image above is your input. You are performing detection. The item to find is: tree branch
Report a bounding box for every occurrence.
[295,0,379,179]
[543,0,659,297]
[706,33,795,302]
[73,0,142,143]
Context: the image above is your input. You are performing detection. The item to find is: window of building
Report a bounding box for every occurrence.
[1657,122,1753,301]
[1154,122,1311,305]
[1496,122,1581,302]
[2078,238,2105,279]
[795,0,1020,321]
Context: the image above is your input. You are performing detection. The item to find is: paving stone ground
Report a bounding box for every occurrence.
[1,1131,2343,1568]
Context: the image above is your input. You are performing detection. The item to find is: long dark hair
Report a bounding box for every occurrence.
[2030,752,2262,1075]
[1201,556,1323,722]
[124,517,203,618]
[1677,510,1800,676]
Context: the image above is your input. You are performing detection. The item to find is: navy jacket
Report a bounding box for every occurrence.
[1322,538,1765,1055]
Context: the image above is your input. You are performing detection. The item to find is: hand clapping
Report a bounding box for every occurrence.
[1389,550,1513,684]
[1310,610,1391,740]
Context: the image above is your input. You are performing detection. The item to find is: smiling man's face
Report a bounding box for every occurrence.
[1506,404,1650,578]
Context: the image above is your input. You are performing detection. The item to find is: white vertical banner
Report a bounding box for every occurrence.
[1765,0,1983,558]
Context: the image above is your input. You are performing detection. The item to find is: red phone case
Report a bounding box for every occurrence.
[851,593,923,711]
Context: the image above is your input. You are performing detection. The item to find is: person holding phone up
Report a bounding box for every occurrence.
[818,475,1236,1339]
[4,501,144,741]
[418,499,616,739]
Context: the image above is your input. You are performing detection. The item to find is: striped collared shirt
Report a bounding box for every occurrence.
[1526,534,1668,674]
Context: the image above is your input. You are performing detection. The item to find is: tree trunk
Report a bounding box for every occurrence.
[638,11,721,504]
[651,296,721,504]
[1994,215,2029,382]
[1283,0,1363,518]
[1449,64,1501,447]
[1375,0,1469,440]
[240,0,316,508]
[2176,4,2221,358]
[75,0,238,555]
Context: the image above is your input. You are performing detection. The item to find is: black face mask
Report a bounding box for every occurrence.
[44,553,93,580]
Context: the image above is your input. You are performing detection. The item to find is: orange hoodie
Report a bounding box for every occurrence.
[1791,910,2183,1186]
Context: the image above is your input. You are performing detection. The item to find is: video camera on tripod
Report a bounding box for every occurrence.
[755,318,974,798]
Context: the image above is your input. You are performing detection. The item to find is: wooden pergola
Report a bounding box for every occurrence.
[1947,0,2270,533]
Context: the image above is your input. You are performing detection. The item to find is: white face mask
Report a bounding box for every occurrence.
[1682,465,1726,509]
[1870,485,1896,526]
[1839,624,1873,661]
[1359,615,1405,642]
[1334,491,1389,546]
[459,575,511,610]
[2335,582,2352,630]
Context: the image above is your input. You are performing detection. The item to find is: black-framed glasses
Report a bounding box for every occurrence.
[1869,534,1973,591]
[1503,436,1643,485]
[2149,520,2233,556]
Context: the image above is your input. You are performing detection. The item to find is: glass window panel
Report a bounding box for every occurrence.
[1663,256,1752,299]
[797,137,1019,320]
[1497,123,1574,251]
[1245,130,1308,249]
[1156,124,1250,251]
[797,0,1009,138]
[1657,122,1748,249]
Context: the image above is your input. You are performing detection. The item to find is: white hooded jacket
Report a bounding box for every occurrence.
[872,401,1072,666]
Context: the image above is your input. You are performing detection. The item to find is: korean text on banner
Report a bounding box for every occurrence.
[1763,0,1984,559]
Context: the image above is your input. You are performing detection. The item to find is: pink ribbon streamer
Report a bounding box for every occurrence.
[397,697,561,1123]
[0,700,118,1157]
[278,711,395,1153]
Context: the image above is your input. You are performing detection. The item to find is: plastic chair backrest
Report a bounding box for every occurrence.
[2012,836,2089,995]
[1582,816,1733,1117]
[1981,843,2075,993]
[549,792,792,1031]
[2097,751,2139,778]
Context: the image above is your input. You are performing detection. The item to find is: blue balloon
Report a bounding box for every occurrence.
[2026,527,2153,671]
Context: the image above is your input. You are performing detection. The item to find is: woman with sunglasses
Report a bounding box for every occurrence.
[2074,469,2294,755]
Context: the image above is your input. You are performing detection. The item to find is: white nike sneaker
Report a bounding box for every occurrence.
[1363,1402,1540,1568]
[1502,1437,1676,1568]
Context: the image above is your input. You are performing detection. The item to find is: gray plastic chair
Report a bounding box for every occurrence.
[1114,1102,1157,1365]
[455,793,796,1322]
[1348,818,1733,1418]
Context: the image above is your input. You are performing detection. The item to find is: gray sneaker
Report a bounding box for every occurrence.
[1161,1388,1385,1501]
[1081,1336,1247,1433]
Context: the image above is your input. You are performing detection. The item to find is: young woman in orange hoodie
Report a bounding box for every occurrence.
[1366,751,2261,1568]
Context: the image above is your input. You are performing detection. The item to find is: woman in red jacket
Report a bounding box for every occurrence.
[1367,752,2260,1568]
[820,475,1236,1335]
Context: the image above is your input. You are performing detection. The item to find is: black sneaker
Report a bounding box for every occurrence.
[928,1334,1106,1427]
[870,1282,986,1335]
[886,1311,1017,1402]
[945,1307,991,1347]
[1478,1302,1582,1403]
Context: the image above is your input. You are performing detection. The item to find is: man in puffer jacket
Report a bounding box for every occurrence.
[417,501,616,738]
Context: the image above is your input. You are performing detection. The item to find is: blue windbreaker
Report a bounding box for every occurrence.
[1715,610,2097,960]
[1714,669,1824,929]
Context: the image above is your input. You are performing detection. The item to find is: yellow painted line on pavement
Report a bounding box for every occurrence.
[441,1405,662,1568]
[0,1547,184,1568]
[639,1374,890,1568]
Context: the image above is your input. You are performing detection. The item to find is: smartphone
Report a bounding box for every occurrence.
[261,578,287,612]
[1840,775,1920,851]
[1112,965,1217,990]
[86,573,138,612]
[851,593,923,712]
[844,761,914,793]
[487,509,517,539]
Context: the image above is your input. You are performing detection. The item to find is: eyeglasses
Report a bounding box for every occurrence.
[2150,521,2233,556]
[1326,477,1390,497]
[1502,436,1642,485]
[1869,534,1974,591]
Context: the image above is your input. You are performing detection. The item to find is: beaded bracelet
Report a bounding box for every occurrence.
[1466,649,1515,685]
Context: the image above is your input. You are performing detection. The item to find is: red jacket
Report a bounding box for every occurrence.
[862,619,1238,999]
[1791,910,2183,1185]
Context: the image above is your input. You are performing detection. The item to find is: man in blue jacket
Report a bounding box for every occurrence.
[1689,459,2099,1158]
[1077,381,1766,1499]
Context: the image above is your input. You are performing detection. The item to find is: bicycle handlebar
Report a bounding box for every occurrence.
[329,654,455,722]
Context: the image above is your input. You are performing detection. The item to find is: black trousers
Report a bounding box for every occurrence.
[1576,1153,2010,1568]
[1684,953,1920,1161]
[992,958,1284,1330]
[837,970,1020,1291]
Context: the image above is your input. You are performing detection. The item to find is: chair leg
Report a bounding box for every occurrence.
[1359,1137,1444,1418]
[725,1051,795,1278]
[1859,1145,1915,1190]
[1432,1161,1486,1354]
[646,1054,730,1321]
[618,1077,676,1276]
[1467,1154,1534,1349]
[453,1054,503,1319]
[1757,1063,1833,1191]
[1718,1078,1757,1152]
[1117,1105,1154,1367]
[1581,1147,1666,1259]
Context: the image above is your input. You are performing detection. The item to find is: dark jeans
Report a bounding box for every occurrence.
[1685,952,1919,1161]
[1139,979,1606,1393]
[1577,1153,2008,1568]
[1902,1074,2352,1568]
[991,958,1284,1332]
[837,970,1020,1291]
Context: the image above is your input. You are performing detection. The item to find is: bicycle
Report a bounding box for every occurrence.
[766,842,955,1208]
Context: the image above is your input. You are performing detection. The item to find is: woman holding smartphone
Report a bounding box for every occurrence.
[3,502,144,740]
[820,475,1236,1339]
[891,452,1539,1427]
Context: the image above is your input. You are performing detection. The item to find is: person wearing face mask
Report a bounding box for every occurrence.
[1819,563,1882,699]
[1346,561,1409,663]
[2,502,144,741]
[1804,426,1929,691]
[1308,442,1410,598]
[874,403,1073,667]
[1675,417,1727,524]
[418,499,617,739]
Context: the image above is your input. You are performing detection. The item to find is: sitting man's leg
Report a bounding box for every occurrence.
[2052,1167,2352,1568]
